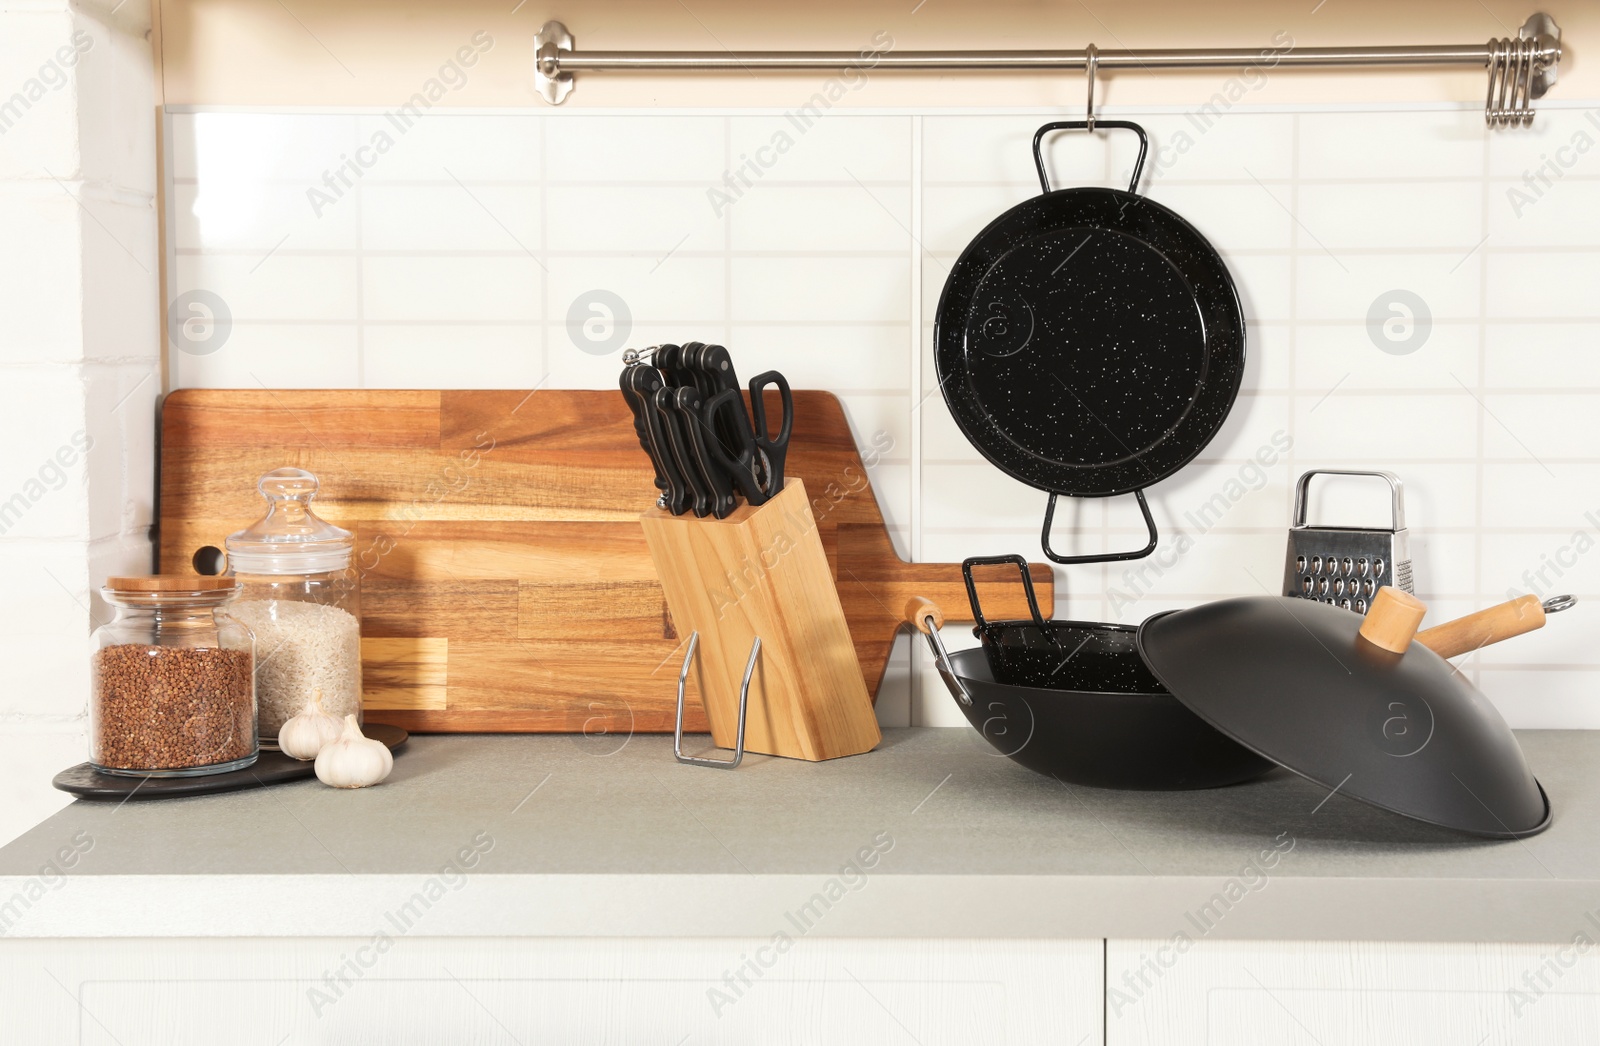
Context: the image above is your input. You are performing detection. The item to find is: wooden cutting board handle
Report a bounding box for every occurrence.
[1416,594,1548,660]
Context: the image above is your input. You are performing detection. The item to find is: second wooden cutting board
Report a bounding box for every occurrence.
[157,389,1053,733]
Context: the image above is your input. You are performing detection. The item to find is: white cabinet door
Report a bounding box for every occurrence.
[0,937,1103,1045]
[1107,939,1600,1045]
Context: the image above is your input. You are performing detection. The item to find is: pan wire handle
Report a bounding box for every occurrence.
[961,554,1048,630]
[1031,119,1149,195]
[672,632,757,770]
[914,613,974,708]
[1041,489,1159,565]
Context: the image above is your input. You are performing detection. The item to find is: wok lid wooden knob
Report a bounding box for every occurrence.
[905,597,944,634]
[1358,587,1429,653]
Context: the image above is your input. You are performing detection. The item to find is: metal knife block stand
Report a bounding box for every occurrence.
[640,479,882,764]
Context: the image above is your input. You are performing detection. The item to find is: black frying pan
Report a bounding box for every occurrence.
[934,121,1246,564]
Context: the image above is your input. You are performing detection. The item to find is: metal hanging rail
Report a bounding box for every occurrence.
[534,13,1562,127]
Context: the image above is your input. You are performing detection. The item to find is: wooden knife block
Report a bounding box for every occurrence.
[640,479,881,762]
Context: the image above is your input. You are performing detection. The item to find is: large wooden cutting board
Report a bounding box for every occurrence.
[157,389,1053,733]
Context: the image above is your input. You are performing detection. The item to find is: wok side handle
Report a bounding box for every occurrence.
[905,597,973,708]
[1041,490,1159,565]
[961,554,1048,630]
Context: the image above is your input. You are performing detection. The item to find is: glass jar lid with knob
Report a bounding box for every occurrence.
[225,467,355,574]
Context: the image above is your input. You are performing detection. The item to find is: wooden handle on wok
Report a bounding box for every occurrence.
[1360,587,1562,659]
[1416,594,1548,660]
[905,597,944,634]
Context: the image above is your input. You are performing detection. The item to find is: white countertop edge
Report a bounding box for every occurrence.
[2,874,1593,943]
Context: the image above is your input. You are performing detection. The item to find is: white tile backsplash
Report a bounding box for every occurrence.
[1295,252,1482,322]
[1486,250,1600,318]
[361,184,541,252]
[729,184,911,252]
[543,115,725,183]
[1294,322,1481,390]
[1294,181,1485,250]
[546,185,719,254]
[362,254,542,322]
[176,323,360,388]
[166,104,1600,725]
[729,114,910,183]
[729,255,910,323]
[353,113,539,183]
[1296,109,1486,179]
[364,324,542,389]
[175,252,357,321]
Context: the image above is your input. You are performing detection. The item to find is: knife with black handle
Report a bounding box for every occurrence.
[619,361,666,493]
[620,363,692,515]
[652,344,682,388]
[653,384,714,518]
[660,342,699,388]
[695,344,750,461]
[670,385,738,519]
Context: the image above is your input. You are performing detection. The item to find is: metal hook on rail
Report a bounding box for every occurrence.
[1084,43,1099,131]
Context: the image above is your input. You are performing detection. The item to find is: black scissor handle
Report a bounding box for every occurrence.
[961,554,1049,631]
[747,370,793,495]
[1031,119,1150,196]
[702,388,770,507]
[752,371,796,499]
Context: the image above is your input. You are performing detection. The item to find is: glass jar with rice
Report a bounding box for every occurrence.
[225,467,363,745]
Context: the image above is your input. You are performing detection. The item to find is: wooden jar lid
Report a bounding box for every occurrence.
[104,576,239,592]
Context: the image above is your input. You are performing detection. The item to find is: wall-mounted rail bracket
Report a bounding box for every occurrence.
[534,20,574,105]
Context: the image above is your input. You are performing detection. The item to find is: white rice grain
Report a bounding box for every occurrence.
[230,599,362,740]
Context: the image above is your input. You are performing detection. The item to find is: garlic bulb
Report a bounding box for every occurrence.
[277,688,345,760]
[314,715,393,789]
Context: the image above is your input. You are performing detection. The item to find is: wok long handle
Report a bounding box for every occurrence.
[1417,594,1565,659]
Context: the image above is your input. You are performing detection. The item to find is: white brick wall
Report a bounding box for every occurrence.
[0,0,157,846]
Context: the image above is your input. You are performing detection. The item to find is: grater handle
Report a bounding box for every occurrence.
[1293,470,1406,531]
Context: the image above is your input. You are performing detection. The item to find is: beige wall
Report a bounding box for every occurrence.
[151,0,1595,110]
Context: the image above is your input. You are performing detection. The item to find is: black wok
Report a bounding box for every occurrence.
[907,597,1274,791]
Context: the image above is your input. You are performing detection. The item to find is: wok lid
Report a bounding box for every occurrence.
[1136,594,1550,838]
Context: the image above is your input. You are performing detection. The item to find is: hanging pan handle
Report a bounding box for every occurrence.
[1041,489,1159,565]
[1031,119,1149,196]
[961,554,1048,629]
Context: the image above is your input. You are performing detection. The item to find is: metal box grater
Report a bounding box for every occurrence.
[1282,470,1412,615]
